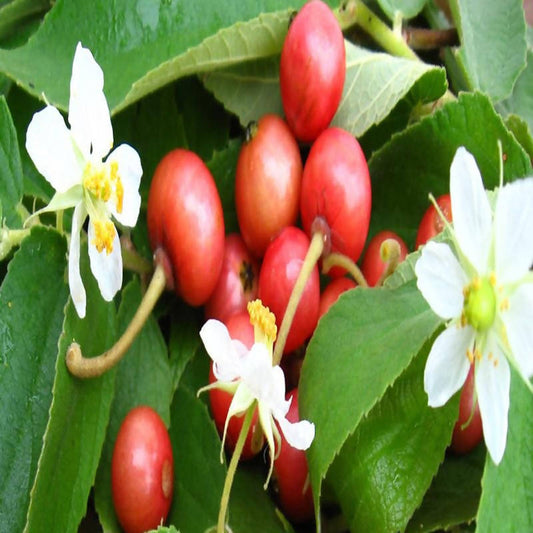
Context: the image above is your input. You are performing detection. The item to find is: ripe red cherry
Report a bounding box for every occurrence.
[258,226,320,356]
[318,277,356,319]
[147,149,225,306]
[111,406,174,533]
[415,193,452,249]
[300,127,371,276]
[235,114,302,257]
[450,364,483,454]
[274,389,314,523]
[204,233,259,322]
[280,0,346,142]
[208,311,264,459]
[361,230,408,287]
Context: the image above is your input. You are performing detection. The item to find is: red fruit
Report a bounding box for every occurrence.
[258,226,320,355]
[415,193,452,249]
[300,127,371,276]
[450,364,483,454]
[361,230,408,287]
[147,149,225,306]
[208,311,264,459]
[274,389,314,523]
[280,0,345,142]
[318,277,356,319]
[204,233,259,322]
[111,406,173,533]
[235,114,302,257]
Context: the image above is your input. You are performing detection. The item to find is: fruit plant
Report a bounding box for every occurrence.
[1,1,532,533]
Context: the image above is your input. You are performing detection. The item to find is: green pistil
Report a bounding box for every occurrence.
[463,277,496,332]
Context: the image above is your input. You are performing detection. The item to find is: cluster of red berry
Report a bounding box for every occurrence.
[109,2,481,530]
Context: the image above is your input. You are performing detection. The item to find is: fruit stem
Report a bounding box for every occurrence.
[120,235,153,275]
[217,405,254,533]
[66,261,167,378]
[403,27,459,50]
[376,238,401,287]
[321,252,368,288]
[273,230,325,365]
[336,0,418,60]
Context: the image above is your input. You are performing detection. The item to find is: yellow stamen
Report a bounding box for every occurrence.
[500,298,510,312]
[489,272,497,286]
[83,160,124,213]
[466,349,474,364]
[247,300,277,352]
[92,220,115,255]
[472,277,481,290]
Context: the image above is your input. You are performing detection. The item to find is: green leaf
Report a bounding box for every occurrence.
[94,279,173,532]
[24,247,117,533]
[476,371,533,532]
[0,227,68,532]
[0,0,50,42]
[497,50,533,134]
[505,114,533,163]
[0,0,314,114]
[449,0,527,101]
[328,344,458,532]
[367,92,532,248]
[376,0,427,21]
[299,281,442,526]
[0,94,23,228]
[203,40,447,138]
[406,445,485,532]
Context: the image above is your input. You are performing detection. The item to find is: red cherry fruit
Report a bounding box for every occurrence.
[318,277,356,319]
[415,193,452,249]
[274,389,314,523]
[208,311,264,459]
[280,0,345,143]
[450,364,483,454]
[204,233,259,322]
[258,226,320,356]
[235,114,302,257]
[147,149,225,306]
[361,230,408,287]
[111,406,174,533]
[300,127,372,276]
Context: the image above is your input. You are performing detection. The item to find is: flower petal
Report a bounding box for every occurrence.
[26,106,82,193]
[258,400,276,487]
[199,319,247,382]
[494,178,533,284]
[449,147,492,273]
[277,416,315,450]
[415,241,468,319]
[87,219,122,301]
[503,283,533,380]
[68,203,87,318]
[424,325,473,407]
[69,42,113,160]
[476,345,510,465]
[106,144,142,227]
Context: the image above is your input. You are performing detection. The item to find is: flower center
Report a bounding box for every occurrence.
[83,160,124,214]
[92,219,115,255]
[463,276,496,332]
[247,299,277,356]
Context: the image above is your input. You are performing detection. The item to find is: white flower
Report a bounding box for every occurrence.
[199,300,315,486]
[25,42,142,318]
[415,146,533,464]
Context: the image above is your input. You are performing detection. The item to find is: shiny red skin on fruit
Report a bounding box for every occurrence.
[274,389,314,523]
[318,277,356,319]
[361,230,408,287]
[415,193,452,249]
[208,312,264,460]
[258,226,320,356]
[147,149,225,306]
[235,114,302,258]
[300,128,371,277]
[280,0,345,143]
[450,364,483,454]
[204,233,259,322]
[111,406,174,533]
